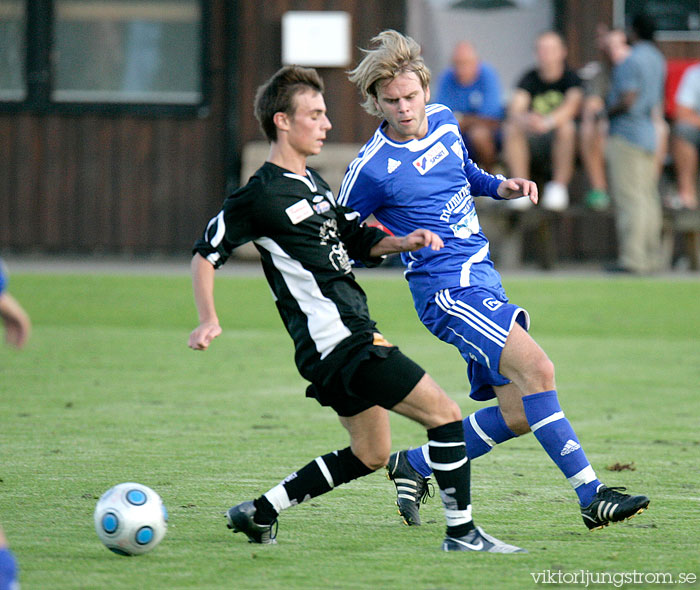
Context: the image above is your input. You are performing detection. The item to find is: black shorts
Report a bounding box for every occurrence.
[306,344,425,417]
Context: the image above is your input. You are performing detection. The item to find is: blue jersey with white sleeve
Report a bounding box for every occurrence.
[338,104,506,310]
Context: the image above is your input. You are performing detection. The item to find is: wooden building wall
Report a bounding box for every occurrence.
[0,1,231,254]
[2,0,697,255]
[562,0,700,67]
[0,1,405,255]
[229,1,406,173]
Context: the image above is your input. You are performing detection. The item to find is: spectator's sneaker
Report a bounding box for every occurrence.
[542,181,569,211]
[580,486,650,530]
[585,188,610,211]
[226,501,278,544]
[442,526,528,553]
[386,450,433,526]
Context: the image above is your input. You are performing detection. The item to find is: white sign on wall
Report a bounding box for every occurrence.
[282,11,352,67]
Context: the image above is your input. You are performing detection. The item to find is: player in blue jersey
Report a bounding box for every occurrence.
[0,259,31,349]
[339,30,650,532]
[0,525,19,590]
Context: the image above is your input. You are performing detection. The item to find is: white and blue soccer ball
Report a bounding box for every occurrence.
[94,482,168,556]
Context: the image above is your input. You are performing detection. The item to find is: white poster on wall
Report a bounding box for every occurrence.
[282,11,352,68]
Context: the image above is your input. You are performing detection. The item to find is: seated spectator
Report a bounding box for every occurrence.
[670,62,700,210]
[503,30,583,210]
[435,41,504,173]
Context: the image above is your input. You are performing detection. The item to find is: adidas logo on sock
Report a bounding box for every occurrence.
[387,158,402,174]
[560,439,581,456]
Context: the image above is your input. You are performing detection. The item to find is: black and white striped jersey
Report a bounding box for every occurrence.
[193,162,389,385]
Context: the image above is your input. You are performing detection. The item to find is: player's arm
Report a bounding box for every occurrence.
[369,229,444,257]
[188,253,222,351]
[497,177,539,205]
[188,189,255,351]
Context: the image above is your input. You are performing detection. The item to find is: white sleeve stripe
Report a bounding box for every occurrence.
[206,210,225,248]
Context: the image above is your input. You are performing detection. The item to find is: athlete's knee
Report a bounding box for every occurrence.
[428,395,462,427]
[354,447,390,471]
[502,410,531,435]
[532,355,556,388]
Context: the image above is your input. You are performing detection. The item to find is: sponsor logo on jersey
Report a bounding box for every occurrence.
[329,244,351,273]
[285,199,314,224]
[319,219,340,245]
[387,158,402,174]
[413,141,449,175]
[319,219,351,273]
[440,184,472,222]
[560,439,581,456]
[482,297,504,311]
[313,200,331,214]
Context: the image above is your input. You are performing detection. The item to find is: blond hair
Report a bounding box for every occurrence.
[348,30,431,118]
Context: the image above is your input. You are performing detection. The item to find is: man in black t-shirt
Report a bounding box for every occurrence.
[188,65,525,553]
[504,30,583,211]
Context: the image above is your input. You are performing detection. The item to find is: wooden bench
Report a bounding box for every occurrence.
[663,208,700,270]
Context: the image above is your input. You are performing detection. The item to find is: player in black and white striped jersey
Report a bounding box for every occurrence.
[188,65,524,553]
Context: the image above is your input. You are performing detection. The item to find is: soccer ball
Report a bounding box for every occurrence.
[94,482,168,556]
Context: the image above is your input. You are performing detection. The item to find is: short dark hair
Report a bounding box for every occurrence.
[632,13,656,41]
[254,66,325,142]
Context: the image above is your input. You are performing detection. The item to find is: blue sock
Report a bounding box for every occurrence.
[522,390,601,506]
[406,405,518,478]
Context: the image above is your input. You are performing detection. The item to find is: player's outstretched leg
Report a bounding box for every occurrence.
[226,446,374,544]
[580,486,650,530]
[386,449,433,526]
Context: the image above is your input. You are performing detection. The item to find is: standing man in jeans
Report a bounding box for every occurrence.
[606,14,667,273]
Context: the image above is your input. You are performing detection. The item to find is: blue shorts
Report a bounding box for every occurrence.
[419,286,530,401]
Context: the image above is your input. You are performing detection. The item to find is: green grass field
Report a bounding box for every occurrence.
[1,268,698,589]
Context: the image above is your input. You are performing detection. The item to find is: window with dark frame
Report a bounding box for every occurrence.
[0,1,26,101]
[615,0,700,40]
[0,0,207,114]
